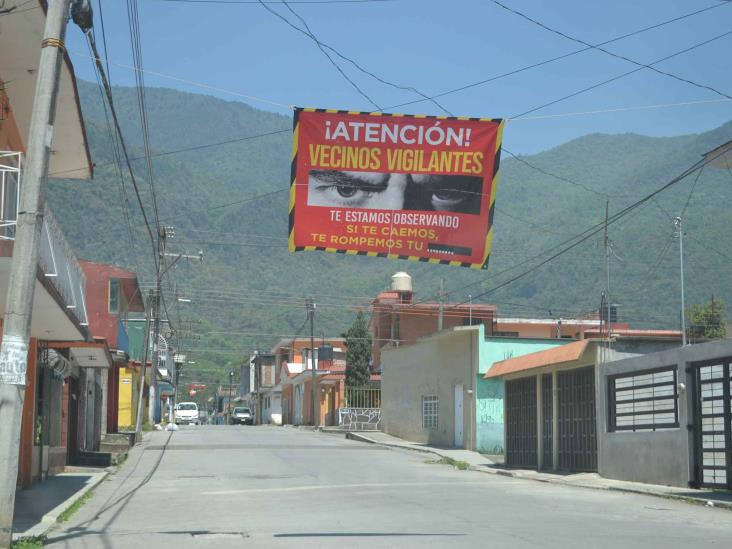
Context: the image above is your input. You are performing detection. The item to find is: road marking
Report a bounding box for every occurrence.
[202,481,476,496]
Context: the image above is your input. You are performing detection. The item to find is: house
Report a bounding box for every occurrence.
[597,339,732,489]
[0,3,116,487]
[79,260,145,433]
[485,332,683,473]
[371,272,496,371]
[381,324,569,452]
[126,317,172,423]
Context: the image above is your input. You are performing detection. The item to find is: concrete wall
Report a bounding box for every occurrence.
[382,327,479,449]
[597,339,732,488]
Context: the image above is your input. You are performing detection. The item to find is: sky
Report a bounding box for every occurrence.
[64,0,732,154]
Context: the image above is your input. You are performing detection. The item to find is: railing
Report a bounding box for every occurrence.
[0,151,20,240]
[345,386,381,409]
[0,151,88,327]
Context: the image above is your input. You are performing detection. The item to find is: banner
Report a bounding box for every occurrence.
[289,108,504,269]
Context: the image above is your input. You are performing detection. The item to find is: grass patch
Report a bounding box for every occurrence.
[57,490,93,523]
[433,456,471,470]
[11,535,46,548]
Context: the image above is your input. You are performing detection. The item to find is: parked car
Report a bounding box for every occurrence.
[230,407,253,425]
[175,402,200,425]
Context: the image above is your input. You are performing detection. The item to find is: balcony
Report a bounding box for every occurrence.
[0,151,88,340]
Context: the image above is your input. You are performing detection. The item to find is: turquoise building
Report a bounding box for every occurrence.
[476,333,569,454]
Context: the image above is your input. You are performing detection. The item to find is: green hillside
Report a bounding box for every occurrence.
[47,81,732,380]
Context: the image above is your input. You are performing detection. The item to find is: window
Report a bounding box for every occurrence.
[109,278,121,313]
[608,367,679,432]
[422,395,439,430]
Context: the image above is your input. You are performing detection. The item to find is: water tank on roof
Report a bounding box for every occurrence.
[391,272,412,293]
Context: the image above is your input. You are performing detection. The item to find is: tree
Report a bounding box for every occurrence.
[687,296,726,341]
[344,311,372,387]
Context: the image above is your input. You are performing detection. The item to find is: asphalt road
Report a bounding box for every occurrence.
[45,425,732,548]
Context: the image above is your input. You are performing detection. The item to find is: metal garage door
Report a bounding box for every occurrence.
[557,367,597,472]
[541,373,553,470]
[505,377,537,468]
[694,358,732,489]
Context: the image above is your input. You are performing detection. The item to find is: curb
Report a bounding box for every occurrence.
[12,470,108,542]
[347,433,732,511]
[42,470,109,523]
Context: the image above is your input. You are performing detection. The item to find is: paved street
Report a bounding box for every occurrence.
[45,426,732,548]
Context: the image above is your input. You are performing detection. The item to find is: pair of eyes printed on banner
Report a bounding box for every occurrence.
[308,170,482,214]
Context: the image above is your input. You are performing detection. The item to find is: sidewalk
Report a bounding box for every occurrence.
[347,431,732,510]
[12,468,108,541]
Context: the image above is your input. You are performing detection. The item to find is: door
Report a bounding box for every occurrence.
[505,377,537,468]
[557,367,597,472]
[67,378,79,465]
[694,358,732,489]
[541,373,553,470]
[454,384,464,448]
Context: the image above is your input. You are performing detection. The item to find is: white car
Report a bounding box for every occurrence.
[175,402,200,425]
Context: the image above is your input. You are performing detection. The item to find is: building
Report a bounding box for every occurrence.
[371,272,496,371]
[79,260,145,433]
[485,333,683,473]
[0,2,116,487]
[381,324,569,452]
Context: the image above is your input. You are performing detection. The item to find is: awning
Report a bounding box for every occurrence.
[48,341,113,369]
[485,340,590,379]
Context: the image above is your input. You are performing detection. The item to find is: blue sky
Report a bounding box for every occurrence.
[65,0,732,153]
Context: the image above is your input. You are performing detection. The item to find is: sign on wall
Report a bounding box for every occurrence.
[289,108,505,269]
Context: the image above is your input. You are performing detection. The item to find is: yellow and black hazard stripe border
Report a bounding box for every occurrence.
[288,107,505,270]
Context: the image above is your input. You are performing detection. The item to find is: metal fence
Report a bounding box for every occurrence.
[344,386,381,409]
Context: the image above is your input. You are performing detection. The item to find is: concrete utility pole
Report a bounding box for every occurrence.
[307,298,318,428]
[134,290,154,439]
[0,1,72,544]
[674,217,687,345]
[604,201,611,346]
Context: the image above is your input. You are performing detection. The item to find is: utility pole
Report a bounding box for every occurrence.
[0,1,72,544]
[674,217,687,345]
[438,278,444,331]
[603,200,612,360]
[307,298,318,428]
[228,370,234,424]
[468,294,472,326]
[134,290,154,438]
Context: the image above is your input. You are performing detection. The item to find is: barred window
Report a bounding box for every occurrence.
[422,395,439,430]
[609,367,679,432]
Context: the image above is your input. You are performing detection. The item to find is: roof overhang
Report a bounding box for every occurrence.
[0,1,92,179]
[48,341,112,369]
[485,339,596,379]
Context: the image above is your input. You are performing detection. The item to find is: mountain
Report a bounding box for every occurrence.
[47,81,732,380]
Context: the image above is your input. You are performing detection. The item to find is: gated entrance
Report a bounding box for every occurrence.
[541,373,553,470]
[693,357,732,489]
[557,366,597,472]
[505,377,537,468]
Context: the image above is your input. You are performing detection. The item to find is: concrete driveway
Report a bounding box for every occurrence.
[44,425,732,548]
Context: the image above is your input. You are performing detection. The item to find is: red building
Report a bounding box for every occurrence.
[79,260,145,434]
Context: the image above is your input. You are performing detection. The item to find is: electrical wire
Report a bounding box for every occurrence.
[490,0,732,101]
[511,29,732,119]
[386,1,730,110]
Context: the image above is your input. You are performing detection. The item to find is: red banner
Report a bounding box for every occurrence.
[288,109,504,268]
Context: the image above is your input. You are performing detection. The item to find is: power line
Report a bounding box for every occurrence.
[386,1,730,110]
[450,146,728,307]
[85,29,159,271]
[490,0,732,101]
[155,0,394,3]
[258,0,382,109]
[512,29,732,119]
